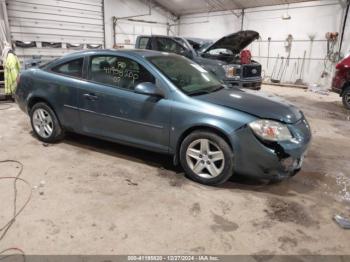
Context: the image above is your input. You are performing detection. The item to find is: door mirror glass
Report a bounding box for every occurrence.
[134,82,163,97]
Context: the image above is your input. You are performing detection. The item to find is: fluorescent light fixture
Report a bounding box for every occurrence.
[282,3,291,20]
[282,13,291,20]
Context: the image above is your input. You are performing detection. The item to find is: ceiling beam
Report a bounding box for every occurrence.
[211,0,242,17]
[230,0,243,9]
[151,0,179,19]
[150,0,328,17]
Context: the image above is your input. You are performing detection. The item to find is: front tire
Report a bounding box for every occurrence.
[180,130,234,186]
[342,87,350,110]
[30,102,64,143]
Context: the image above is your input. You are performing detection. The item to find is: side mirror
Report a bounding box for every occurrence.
[134,82,164,97]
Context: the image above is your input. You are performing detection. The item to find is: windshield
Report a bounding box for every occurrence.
[148,55,222,95]
[186,39,213,53]
[198,41,213,53]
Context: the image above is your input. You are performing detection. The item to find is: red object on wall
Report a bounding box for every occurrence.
[240,49,252,64]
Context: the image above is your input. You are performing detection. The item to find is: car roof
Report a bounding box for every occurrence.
[185,37,213,43]
[137,35,211,43]
[138,34,182,39]
[44,49,173,69]
[60,48,169,60]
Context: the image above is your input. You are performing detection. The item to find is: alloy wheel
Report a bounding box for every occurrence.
[33,108,53,138]
[186,139,225,179]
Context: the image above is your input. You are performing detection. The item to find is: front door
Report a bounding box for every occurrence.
[78,54,171,153]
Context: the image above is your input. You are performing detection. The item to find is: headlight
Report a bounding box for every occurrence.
[223,65,240,78]
[249,120,293,141]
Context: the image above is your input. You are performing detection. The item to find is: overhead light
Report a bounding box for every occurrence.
[282,3,291,20]
[282,13,291,20]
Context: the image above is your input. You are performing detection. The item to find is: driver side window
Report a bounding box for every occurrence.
[156,37,186,55]
[90,55,155,91]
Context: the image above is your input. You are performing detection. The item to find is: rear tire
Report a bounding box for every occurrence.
[30,102,65,143]
[180,130,234,186]
[342,87,350,110]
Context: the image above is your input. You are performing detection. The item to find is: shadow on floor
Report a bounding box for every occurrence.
[34,131,322,197]
[63,132,179,172]
[63,133,271,186]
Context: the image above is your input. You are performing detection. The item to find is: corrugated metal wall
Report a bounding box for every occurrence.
[7,0,104,59]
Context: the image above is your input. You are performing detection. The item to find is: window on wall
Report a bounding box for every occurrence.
[90,55,155,90]
[155,37,187,55]
[138,37,151,49]
[52,58,83,78]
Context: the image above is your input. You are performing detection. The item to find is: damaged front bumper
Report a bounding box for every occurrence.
[231,117,311,180]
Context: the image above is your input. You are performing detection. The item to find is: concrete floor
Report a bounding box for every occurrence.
[0,84,350,255]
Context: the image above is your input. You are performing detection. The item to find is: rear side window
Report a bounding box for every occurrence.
[52,58,83,78]
[138,37,150,49]
[90,55,155,91]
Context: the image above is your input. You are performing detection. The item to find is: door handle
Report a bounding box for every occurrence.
[83,93,99,101]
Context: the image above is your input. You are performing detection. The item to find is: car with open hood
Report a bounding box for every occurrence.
[135,30,262,90]
[15,49,311,186]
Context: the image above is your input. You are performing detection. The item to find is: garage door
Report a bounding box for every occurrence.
[7,0,104,60]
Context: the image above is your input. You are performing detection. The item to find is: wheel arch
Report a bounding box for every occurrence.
[26,96,64,127]
[341,82,350,96]
[27,96,65,142]
[173,124,234,165]
[27,96,55,114]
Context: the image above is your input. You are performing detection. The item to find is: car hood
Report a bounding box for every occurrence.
[195,89,303,124]
[203,30,259,55]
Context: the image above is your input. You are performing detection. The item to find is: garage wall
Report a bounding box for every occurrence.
[179,0,347,86]
[340,6,350,56]
[7,0,104,60]
[244,0,344,85]
[0,0,11,47]
[179,10,242,39]
[104,0,178,49]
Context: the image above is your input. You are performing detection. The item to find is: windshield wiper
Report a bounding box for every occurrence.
[187,90,211,96]
[210,85,224,92]
[187,85,224,96]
